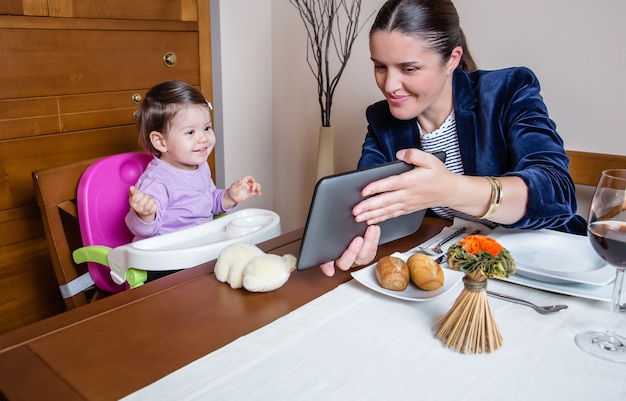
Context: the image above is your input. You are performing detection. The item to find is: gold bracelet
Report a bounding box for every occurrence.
[478,176,502,219]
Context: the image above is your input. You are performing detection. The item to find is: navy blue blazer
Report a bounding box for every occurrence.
[357,67,586,235]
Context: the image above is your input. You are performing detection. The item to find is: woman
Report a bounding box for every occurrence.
[320,0,585,276]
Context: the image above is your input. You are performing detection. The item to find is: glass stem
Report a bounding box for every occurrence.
[607,268,625,337]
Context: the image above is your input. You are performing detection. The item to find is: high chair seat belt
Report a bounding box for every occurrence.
[59,272,95,299]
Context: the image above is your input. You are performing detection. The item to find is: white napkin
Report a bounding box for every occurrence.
[122,279,626,401]
[121,218,625,401]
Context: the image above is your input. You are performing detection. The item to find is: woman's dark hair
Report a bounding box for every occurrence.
[136,80,210,156]
[370,0,477,72]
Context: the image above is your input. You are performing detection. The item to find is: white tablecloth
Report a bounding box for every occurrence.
[123,276,626,401]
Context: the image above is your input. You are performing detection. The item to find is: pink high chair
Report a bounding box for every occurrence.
[72,152,281,294]
[73,151,153,292]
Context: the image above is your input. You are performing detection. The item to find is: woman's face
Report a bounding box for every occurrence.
[369,30,460,124]
[150,104,216,171]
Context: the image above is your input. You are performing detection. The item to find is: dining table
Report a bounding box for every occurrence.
[1,217,625,401]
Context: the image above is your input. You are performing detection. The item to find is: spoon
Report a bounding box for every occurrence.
[487,290,568,314]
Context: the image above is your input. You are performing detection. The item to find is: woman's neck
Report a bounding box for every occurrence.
[417,106,453,134]
[417,79,454,134]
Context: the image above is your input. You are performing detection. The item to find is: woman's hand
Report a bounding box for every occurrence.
[353,148,528,225]
[320,224,381,277]
[354,149,452,225]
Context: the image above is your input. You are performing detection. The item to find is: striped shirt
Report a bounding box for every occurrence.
[418,112,488,224]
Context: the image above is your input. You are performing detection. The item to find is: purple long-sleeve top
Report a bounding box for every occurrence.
[125,157,235,241]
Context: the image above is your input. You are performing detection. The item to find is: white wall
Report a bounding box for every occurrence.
[210,0,274,210]
[454,0,626,154]
[213,0,626,234]
[271,0,383,232]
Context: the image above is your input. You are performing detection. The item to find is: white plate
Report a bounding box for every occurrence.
[351,252,464,301]
[489,228,614,286]
[498,274,614,302]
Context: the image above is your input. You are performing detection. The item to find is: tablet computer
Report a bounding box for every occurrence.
[296,151,446,270]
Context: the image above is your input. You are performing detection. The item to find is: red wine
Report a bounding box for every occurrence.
[588,221,626,268]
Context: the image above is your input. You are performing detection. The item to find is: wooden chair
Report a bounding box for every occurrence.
[566,150,626,217]
[33,153,152,310]
[566,150,626,186]
[33,158,101,310]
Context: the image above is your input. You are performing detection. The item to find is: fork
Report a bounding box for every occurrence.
[419,227,468,255]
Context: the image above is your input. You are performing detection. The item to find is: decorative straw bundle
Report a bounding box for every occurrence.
[435,235,516,353]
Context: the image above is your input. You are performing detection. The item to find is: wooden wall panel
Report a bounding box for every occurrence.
[0,0,48,16]
[0,238,62,333]
[0,97,57,119]
[181,0,199,21]
[58,90,145,133]
[0,126,140,211]
[48,0,195,21]
[60,110,135,133]
[0,98,59,140]
[2,29,199,99]
[1,0,199,20]
[0,0,211,333]
[0,116,60,141]
[0,206,43,248]
[0,212,52,332]
[58,91,146,113]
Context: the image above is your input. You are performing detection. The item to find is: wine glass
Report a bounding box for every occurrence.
[574,169,626,363]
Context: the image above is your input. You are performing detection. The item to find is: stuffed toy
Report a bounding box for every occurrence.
[214,243,296,292]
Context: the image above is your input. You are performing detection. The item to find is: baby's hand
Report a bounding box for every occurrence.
[128,186,157,222]
[227,176,262,204]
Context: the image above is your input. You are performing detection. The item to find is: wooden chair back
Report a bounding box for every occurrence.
[566,150,626,218]
[33,158,99,310]
[566,150,626,186]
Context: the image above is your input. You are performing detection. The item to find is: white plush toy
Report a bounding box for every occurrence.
[214,243,264,288]
[214,243,297,292]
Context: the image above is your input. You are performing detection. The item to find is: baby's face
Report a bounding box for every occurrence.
[158,104,215,170]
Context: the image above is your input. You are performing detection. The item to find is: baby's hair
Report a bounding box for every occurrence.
[136,80,211,156]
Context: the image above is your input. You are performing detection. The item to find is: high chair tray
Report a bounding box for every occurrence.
[107,208,281,284]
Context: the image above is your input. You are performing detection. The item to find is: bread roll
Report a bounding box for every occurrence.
[407,253,444,291]
[375,256,410,291]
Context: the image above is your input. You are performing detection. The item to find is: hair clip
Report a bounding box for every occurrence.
[206,100,213,110]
